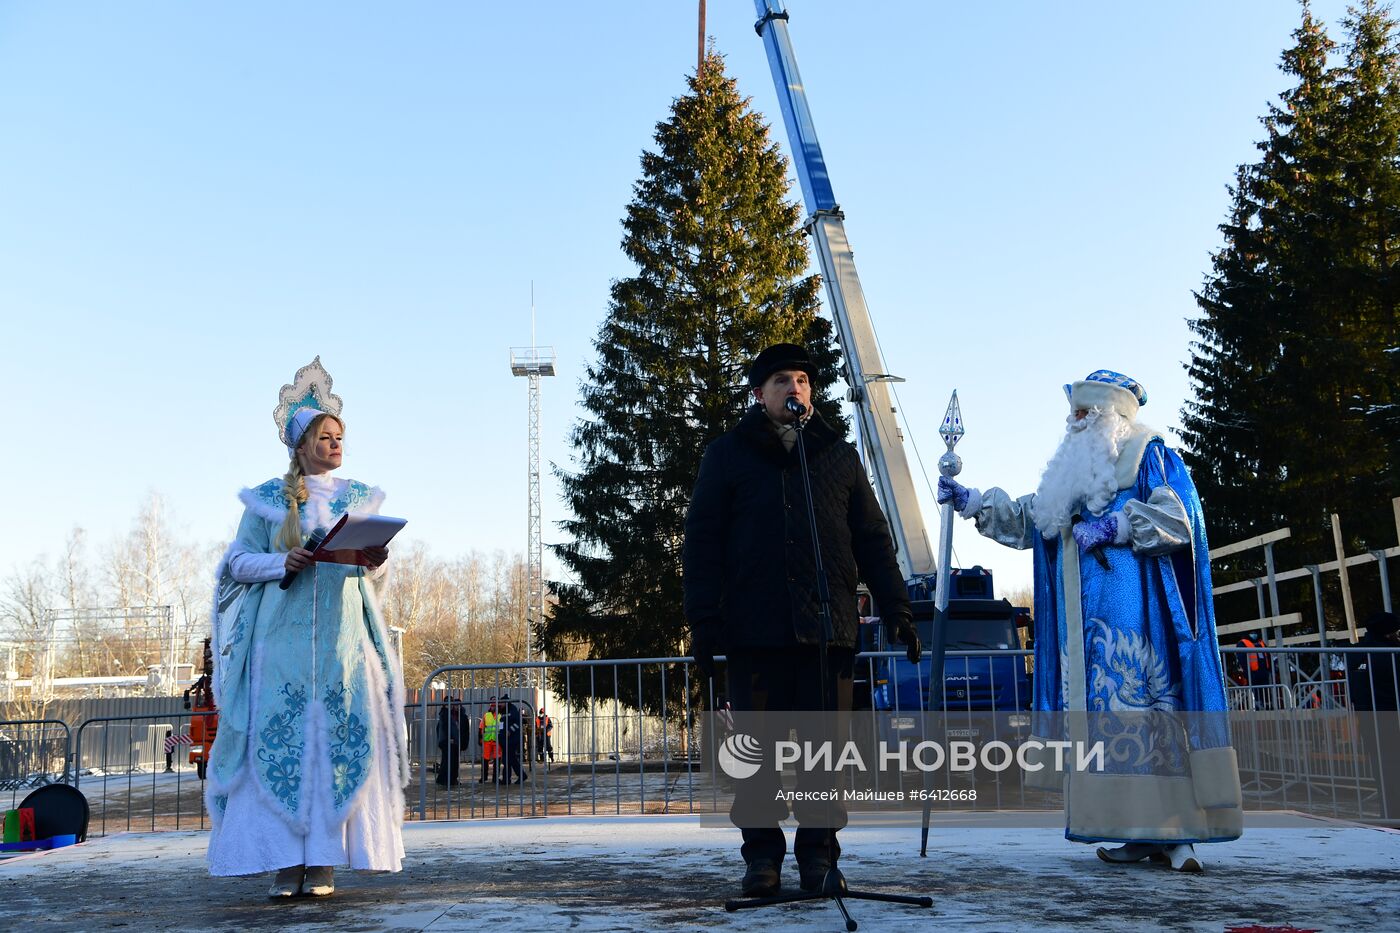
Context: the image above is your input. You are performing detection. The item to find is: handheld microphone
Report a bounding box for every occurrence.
[279,526,329,590]
[784,397,808,418]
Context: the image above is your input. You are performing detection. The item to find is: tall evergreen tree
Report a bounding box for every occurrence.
[1335,1,1400,498]
[540,51,843,714]
[1184,4,1339,560]
[1184,1,1400,596]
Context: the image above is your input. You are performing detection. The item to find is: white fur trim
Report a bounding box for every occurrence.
[1111,511,1130,545]
[1114,423,1161,490]
[1190,746,1244,810]
[1070,381,1139,421]
[1067,769,1243,843]
[959,487,983,519]
[360,572,411,789]
[238,484,288,524]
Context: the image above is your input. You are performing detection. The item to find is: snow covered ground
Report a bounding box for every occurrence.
[2,812,1397,931]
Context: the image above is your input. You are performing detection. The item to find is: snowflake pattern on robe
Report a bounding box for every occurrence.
[324,682,372,809]
[256,684,308,811]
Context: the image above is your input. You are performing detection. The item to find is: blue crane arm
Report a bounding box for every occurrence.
[753,1,836,213]
[753,0,937,581]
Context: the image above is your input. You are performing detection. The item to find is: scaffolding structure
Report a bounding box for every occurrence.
[19,606,192,700]
[510,339,555,682]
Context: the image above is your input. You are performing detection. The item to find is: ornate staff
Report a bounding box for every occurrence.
[921,390,962,857]
[934,391,964,615]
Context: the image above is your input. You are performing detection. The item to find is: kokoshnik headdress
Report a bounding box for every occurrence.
[273,356,344,460]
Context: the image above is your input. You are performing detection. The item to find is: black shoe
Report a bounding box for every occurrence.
[798,857,843,894]
[740,858,781,897]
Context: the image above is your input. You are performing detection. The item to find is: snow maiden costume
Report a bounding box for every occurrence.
[206,357,408,880]
[942,370,1242,870]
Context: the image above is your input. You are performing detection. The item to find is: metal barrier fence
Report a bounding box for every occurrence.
[5,645,1395,834]
[0,719,72,810]
[1222,645,1399,822]
[69,711,216,836]
[413,651,1042,823]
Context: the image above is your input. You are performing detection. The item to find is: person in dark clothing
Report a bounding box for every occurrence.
[536,708,554,763]
[1236,633,1275,709]
[1346,611,1400,821]
[501,696,527,784]
[683,342,920,898]
[435,693,463,786]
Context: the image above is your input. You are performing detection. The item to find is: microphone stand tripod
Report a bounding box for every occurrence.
[724,403,932,930]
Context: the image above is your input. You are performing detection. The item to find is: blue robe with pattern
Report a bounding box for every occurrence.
[205,477,408,874]
[972,427,1243,844]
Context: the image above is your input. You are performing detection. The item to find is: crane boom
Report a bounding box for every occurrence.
[753,0,936,580]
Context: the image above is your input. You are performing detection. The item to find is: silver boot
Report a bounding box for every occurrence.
[303,865,335,896]
[1095,843,1164,864]
[268,865,304,897]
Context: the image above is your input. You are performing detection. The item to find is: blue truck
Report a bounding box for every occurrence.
[855,567,1032,715]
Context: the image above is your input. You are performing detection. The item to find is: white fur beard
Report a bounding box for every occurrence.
[1033,407,1132,539]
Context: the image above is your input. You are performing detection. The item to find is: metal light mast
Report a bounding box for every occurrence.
[509,292,555,683]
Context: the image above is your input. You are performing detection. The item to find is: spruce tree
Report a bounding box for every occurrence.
[541,51,843,714]
[1184,2,1400,601]
[1183,4,1340,564]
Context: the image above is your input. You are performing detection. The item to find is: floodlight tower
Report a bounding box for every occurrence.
[509,294,555,684]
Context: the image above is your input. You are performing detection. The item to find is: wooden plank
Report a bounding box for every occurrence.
[1208,528,1292,560]
[1332,513,1358,642]
[1213,579,1262,597]
[1281,629,1367,646]
[1215,614,1302,638]
[1210,545,1400,596]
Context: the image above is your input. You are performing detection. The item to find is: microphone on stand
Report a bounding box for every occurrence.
[279,526,329,590]
[784,397,808,418]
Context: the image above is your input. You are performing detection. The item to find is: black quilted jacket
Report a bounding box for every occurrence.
[682,406,910,651]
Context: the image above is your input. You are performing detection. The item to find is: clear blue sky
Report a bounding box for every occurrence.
[0,1,1353,596]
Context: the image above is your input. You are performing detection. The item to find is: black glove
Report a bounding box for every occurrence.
[885,612,922,665]
[689,624,721,683]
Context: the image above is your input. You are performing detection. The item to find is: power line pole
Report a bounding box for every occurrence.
[509,288,555,684]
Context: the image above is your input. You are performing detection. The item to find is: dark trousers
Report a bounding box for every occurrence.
[505,741,525,782]
[436,743,460,785]
[726,646,853,866]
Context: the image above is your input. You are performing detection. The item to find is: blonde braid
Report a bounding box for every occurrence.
[276,456,309,551]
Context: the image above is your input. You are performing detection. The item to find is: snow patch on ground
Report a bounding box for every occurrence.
[1,813,1397,931]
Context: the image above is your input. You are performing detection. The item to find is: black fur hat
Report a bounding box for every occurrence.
[748,343,817,388]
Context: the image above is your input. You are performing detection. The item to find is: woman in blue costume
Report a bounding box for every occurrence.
[939,370,1242,873]
[206,357,408,897]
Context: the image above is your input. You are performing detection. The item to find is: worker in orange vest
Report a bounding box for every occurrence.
[1236,633,1274,708]
[535,708,554,763]
[478,701,501,783]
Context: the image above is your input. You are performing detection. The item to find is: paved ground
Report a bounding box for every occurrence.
[3,812,1397,932]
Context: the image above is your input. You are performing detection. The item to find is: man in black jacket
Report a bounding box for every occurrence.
[1347,611,1399,820]
[683,342,920,897]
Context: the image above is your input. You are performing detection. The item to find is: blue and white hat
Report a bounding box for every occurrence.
[1064,370,1146,420]
[272,356,344,459]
